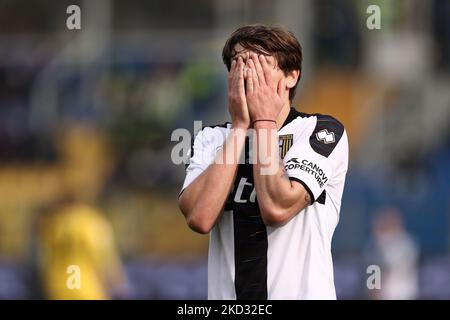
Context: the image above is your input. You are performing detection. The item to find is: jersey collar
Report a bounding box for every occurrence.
[280,107,301,130]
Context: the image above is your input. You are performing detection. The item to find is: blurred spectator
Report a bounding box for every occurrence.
[313,0,362,67]
[433,0,450,71]
[32,124,128,299]
[367,208,419,300]
[36,195,128,300]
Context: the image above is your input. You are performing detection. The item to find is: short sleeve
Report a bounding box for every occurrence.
[179,126,227,196]
[283,115,346,203]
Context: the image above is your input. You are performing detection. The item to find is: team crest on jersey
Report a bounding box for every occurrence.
[279,134,293,159]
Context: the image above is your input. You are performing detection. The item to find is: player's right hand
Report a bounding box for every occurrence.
[228,57,250,129]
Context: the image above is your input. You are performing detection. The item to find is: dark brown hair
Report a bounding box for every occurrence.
[222,24,303,102]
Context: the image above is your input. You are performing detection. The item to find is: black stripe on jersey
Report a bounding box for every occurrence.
[233,140,268,300]
[309,115,344,158]
[233,205,268,300]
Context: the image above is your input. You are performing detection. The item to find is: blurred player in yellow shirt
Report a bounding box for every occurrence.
[37,198,128,300]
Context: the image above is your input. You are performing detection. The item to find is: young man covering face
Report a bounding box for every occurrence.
[179,25,349,300]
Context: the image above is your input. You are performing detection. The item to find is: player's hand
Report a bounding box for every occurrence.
[245,53,286,123]
[228,56,250,129]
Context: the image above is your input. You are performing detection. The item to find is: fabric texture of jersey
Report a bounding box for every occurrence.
[181,107,349,300]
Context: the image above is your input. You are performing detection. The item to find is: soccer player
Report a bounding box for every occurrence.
[178,25,349,299]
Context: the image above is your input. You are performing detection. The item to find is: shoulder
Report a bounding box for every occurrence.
[186,122,231,168]
[283,108,344,135]
[309,113,345,139]
[198,122,232,135]
[191,122,231,147]
[302,113,345,158]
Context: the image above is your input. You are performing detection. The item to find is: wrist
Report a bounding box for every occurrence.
[253,119,277,129]
[232,122,249,130]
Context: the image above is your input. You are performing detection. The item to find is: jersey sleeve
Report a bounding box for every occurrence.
[179,126,224,196]
[283,115,347,204]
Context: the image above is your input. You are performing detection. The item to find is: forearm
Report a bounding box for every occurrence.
[180,54,251,233]
[252,122,300,224]
[179,127,247,233]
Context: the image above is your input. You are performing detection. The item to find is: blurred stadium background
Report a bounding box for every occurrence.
[0,0,449,299]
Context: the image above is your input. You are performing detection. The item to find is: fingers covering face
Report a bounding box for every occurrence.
[230,58,236,73]
[237,57,245,96]
[251,53,265,86]
[228,59,236,86]
[259,55,275,89]
[245,61,254,94]
[248,53,278,91]
[229,57,245,96]
[237,52,287,99]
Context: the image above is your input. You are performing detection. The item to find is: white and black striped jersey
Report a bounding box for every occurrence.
[181,107,349,300]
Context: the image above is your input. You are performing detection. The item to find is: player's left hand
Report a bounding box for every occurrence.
[245,53,287,124]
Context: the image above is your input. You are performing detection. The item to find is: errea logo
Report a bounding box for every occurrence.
[316,129,335,144]
[285,158,302,171]
[285,158,300,165]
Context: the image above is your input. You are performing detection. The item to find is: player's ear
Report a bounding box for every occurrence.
[285,69,300,89]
